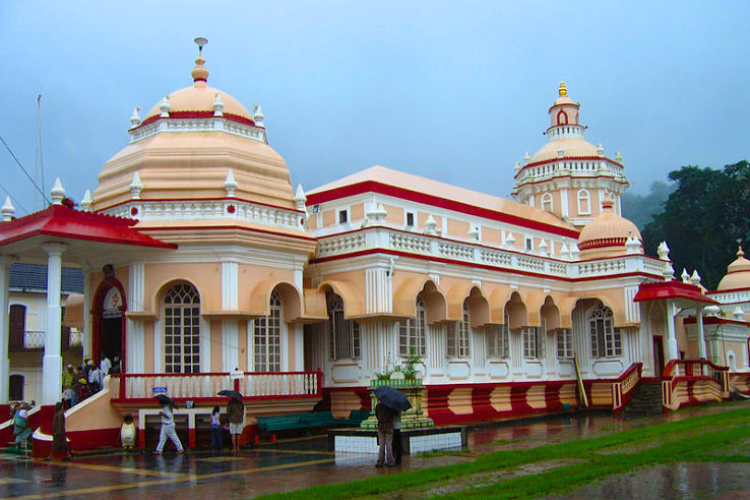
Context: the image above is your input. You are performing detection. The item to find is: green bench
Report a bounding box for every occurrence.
[256,410,370,436]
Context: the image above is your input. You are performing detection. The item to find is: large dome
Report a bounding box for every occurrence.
[91,49,296,212]
[529,137,601,164]
[578,195,642,259]
[717,246,750,291]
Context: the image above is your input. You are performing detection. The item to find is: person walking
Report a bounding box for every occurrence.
[210,406,222,451]
[154,399,183,455]
[375,401,395,467]
[227,397,244,453]
[48,402,71,460]
[99,352,112,377]
[62,365,76,407]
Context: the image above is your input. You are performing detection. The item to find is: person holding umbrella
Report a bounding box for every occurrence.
[373,386,411,468]
[219,389,245,453]
[154,394,183,455]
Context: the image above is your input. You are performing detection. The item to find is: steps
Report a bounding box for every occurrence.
[623,381,663,416]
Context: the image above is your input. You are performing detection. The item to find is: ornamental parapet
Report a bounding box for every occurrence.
[513,158,627,188]
[129,115,267,144]
[313,227,664,280]
[100,198,306,230]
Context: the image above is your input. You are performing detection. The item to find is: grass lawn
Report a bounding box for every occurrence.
[256,407,750,500]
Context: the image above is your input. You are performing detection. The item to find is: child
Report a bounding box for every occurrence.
[210,406,222,451]
[121,413,136,450]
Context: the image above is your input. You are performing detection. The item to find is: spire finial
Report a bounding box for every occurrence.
[192,37,209,87]
[737,239,744,258]
[559,81,567,97]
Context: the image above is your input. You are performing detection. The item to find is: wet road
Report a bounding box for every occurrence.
[1,404,749,500]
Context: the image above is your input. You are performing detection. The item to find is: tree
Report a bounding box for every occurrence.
[621,180,675,230]
[641,161,750,290]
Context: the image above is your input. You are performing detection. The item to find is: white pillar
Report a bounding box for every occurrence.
[0,255,15,404]
[665,300,679,361]
[127,262,145,373]
[82,268,92,359]
[697,307,707,359]
[293,323,304,371]
[41,242,67,404]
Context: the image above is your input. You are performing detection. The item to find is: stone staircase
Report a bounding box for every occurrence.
[623,380,663,416]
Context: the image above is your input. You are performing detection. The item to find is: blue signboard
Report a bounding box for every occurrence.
[152,387,168,394]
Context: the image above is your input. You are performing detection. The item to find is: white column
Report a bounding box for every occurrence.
[221,262,239,370]
[293,323,304,371]
[665,300,679,361]
[0,256,15,404]
[697,306,707,359]
[127,262,145,373]
[82,268,92,359]
[41,242,67,405]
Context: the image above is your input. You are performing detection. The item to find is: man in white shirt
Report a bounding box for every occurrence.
[154,402,184,454]
[88,361,103,394]
[100,352,112,377]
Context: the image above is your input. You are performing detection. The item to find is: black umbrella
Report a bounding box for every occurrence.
[373,386,411,412]
[218,390,243,399]
[155,394,178,408]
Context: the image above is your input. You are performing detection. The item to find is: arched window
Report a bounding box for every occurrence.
[577,189,591,215]
[523,327,545,359]
[327,294,360,360]
[486,313,509,359]
[163,284,201,374]
[255,291,283,372]
[9,374,24,401]
[556,110,569,126]
[541,193,554,213]
[399,296,426,357]
[588,303,621,357]
[447,303,471,358]
[9,304,25,349]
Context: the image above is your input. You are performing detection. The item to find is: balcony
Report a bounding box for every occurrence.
[10,329,83,351]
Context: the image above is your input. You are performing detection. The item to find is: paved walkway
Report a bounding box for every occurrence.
[1,403,749,500]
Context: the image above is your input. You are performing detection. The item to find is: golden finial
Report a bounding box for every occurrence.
[559,81,567,97]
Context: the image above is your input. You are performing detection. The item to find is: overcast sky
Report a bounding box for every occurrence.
[2,1,748,215]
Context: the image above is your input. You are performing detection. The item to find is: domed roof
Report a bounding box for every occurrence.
[92,44,295,213]
[144,85,253,123]
[717,246,750,291]
[578,194,642,258]
[529,137,601,164]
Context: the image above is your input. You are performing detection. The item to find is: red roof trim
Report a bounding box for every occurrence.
[0,205,176,249]
[707,286,750,295]
[512,174,629,188]
[306,181,580,239]
[310,247,660,283]
[578,237,628,250]
[683,316,749,326]
[130,111,258,132]
[517,156,625,173]
[633,280,718,305]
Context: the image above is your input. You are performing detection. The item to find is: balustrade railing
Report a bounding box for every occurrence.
[109,370,322,403]
[611,362,642,412]
[661,359,729,411]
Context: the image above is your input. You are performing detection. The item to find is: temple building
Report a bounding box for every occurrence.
[0,43,747,452]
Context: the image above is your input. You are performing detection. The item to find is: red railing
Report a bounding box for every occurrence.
[662,359,729,411]
[110,371,323,404]
[611,362,643,412]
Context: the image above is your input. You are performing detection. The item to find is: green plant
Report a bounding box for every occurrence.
[399,347,423,380]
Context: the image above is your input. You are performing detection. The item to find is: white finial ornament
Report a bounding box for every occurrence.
[657,241,670,261]
[557,148,565,158]
[625,232,641,254]
[681,269,690,283]
[663,261,675,281]
[1,196,15,221]
[570,242,580,260]
[130,172,143,199]
[596,143,605,156]
[253,104,265,126]
[224,169,238,197]
[294,184,307,211]
[539,239,549,256]
[523,152,531,164]
[365,202,388,225]
[615,151,623,162]
[130,106,141,128]
[424,215,437,235]
[560,242,570,259]
[690,270,702,286]
[468,225,479,241]
[733,305,745,319]
[514,161,520,172]
[159,96,171,118]
[81,190,92,212]
[213,93,224,117]
[504,231,516,247]
[50,178,65,205]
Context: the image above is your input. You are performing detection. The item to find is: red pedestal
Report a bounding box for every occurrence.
[31,405,55,458]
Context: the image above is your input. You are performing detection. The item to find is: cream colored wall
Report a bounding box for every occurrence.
[351,203,365,222]
[9,292,45,332]
[143,262,222,313]
[238,320,248,371]
[383,204,404,225]
[481,226,502,245]
[144,322,154,373]
[447,219,469,238]
[322,210,335,227]
[210,319,222,371]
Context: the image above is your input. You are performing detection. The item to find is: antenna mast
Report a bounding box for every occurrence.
[34,94,45,211]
